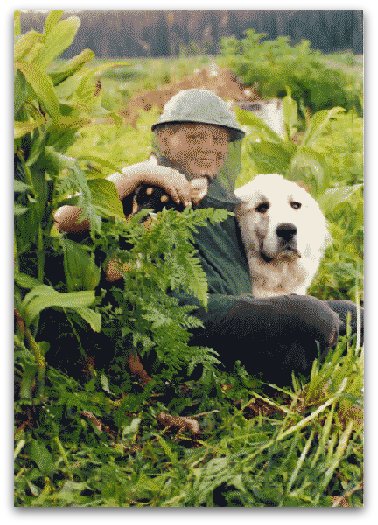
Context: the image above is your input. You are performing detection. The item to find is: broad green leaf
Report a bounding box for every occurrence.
[15,205,40,254]
[71,70,98,110]
[289,147,329,194]
[61,238,101,291]
[318,184,363,215]
[302,107,345,147]
[122,418,141,441]
[48,48,95,85]
[54,70,85,100]
[57,481,89,504]
[25,128,46,167]
[14,180,31,193]
[88,179,125,219]
[100,372,111,393]
[247,141,295,174]
[74,153,121,174]
[282,92,298,140]
[14,118,45,139]
[44,10,64,35]
[235,106,283,143]
[21,285,95,325]
[14,69,28,117]
[37,16,81,69]
[52,115,92,130]
[14,11,21,37]
[14,31,43,62]
[75,307,101,332]
[30,441,54,475]
[44,146,77,174]
[88,60,130,77]
[16,61,60,120]
[14,204,28,216]
[14,439,25,460]
[19,361,37,400]
[14,271,42,289]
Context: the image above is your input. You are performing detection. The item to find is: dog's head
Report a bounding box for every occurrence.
[235,174,330,264]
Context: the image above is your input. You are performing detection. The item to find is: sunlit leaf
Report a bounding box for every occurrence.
[88,179,125,219]
[48,48,95,85]
[318,184,363,215]
[247,141,295,174]
[14,180,31,193]
[14,118,45,139]
[282,91,298,140]
[14,11,21,37]
[14,204,28,216]
[37,16,81,69]
[235,106,283,143]
[75,307,101,332]
[302,107,345,147]
[21,285,95,325]
[16,61,60,120]
[30,441,54,475]
[61,238,101,291]
[14,31,43,62]
[43,10,64,35]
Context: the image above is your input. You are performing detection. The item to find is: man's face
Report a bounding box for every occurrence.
[156,123,230,179]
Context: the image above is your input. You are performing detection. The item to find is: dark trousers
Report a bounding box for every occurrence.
[38,295,362,386]
[190,295,362,385]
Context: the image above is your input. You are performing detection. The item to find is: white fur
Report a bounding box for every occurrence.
[235,174,330,298]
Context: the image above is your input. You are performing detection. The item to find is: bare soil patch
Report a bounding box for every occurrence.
[121,66,259,125]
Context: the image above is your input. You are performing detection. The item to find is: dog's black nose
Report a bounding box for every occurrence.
[276,223,297,240]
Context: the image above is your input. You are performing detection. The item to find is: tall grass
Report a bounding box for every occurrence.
[14,11,363,507]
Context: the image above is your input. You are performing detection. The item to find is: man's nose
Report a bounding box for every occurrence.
[201,135,215,150]
[276,223,297,241]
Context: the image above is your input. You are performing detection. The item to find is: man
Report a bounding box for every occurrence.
[55,89,360,385]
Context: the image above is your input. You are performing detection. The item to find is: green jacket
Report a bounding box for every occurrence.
[184,178,253,326]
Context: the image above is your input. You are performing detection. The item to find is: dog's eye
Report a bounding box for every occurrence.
[255,202,269,213]
[290,201,302,210]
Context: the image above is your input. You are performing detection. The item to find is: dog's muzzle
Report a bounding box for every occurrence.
[276,223,300,258]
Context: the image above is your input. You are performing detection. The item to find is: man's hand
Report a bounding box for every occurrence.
[104,258,131,283]
[108,160,192,207]
[54,159,202,234]
[53,205,90,233]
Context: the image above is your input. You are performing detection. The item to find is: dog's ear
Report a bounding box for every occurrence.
[234,186,252,203]
[295,180,312,194]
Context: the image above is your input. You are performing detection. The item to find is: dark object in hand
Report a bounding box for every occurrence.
[134,185,185,213]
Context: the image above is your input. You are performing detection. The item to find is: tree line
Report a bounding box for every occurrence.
[20,10,363,58]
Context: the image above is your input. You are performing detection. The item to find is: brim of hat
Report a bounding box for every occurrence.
[151,120,245,142]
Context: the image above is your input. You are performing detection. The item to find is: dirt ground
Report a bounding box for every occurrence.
[121,65,259,126]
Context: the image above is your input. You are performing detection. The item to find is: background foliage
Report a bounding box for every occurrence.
[14,11,363,507]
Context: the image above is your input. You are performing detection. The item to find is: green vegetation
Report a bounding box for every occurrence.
[14,11,363,507]
[91,55,211,112]
[220,29,363,117]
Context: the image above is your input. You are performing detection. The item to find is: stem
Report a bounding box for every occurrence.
[37,225,45,282]
[53,436,73,481]
[14,236,19,273]
[15,308,46,400]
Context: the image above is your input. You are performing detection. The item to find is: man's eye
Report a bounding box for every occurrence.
[256,202,269,213]
[290,202,302,210]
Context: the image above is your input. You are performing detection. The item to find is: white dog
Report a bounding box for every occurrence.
[235,174,330,298]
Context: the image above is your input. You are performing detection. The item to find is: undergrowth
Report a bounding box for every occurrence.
[14,11,363,508]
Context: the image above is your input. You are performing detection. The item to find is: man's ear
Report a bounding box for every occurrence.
[155,128,175,157]
[155,130,168,150]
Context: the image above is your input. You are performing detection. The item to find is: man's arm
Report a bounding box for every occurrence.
[53,160,192,233]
